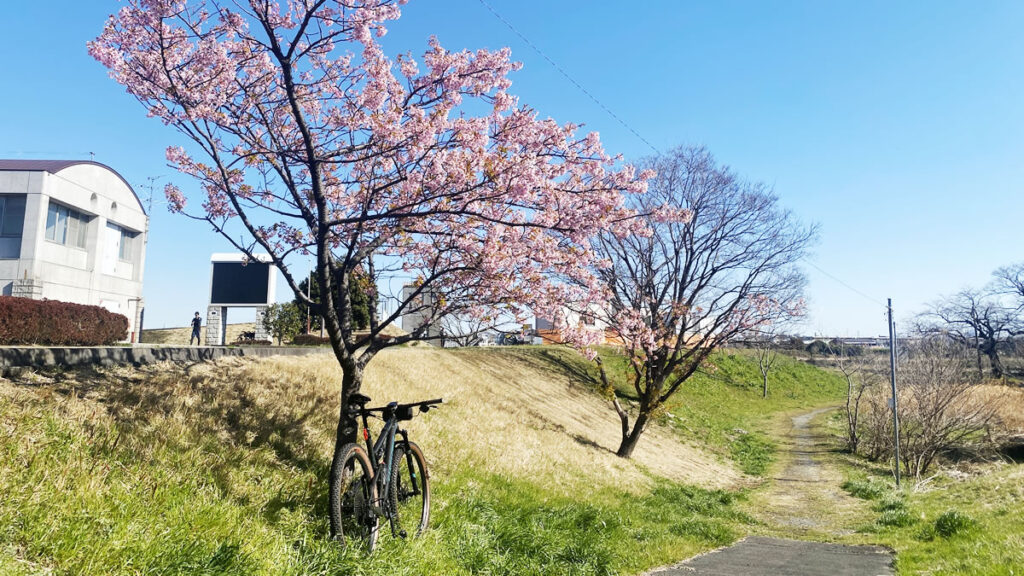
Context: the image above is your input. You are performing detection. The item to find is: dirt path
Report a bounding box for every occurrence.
[647,407,893,575]
[750,406,870,537]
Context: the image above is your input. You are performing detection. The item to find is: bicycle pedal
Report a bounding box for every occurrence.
[399,529,408,538]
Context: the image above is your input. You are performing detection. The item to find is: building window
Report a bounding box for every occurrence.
[0,195,26,237]
[112,224,136,261]
[45,202,89,248]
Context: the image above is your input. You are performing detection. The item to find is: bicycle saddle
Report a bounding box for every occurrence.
[348,393,372,406]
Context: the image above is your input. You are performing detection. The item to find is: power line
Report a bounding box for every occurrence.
[476,2,884,316]
[803,259,886,308]
[476,0,660,155]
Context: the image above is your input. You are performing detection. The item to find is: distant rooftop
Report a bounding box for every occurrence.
[0,159,104,173]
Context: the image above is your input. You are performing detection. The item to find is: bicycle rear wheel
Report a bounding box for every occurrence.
[390,441,430,537]
[329,443,379,551]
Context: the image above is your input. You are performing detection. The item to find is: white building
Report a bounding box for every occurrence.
[400,283,443,343]
[0,160,147,341]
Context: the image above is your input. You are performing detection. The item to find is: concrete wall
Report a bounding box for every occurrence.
[0,345,334,372]
[0,171,42,293]
[400,284,443,344]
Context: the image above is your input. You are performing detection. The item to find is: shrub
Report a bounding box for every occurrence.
[873,494,907,513]
[859,338,997,476]
[729,433,774,476]
[0,297,128,345]
[261,302,302,345]
[841,477,889,500]
[934,509,975,537]
[805,340,830,355]
[291,334,330,346]
[877,508,916,527]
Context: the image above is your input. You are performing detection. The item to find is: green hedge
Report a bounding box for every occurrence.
[291,334,330,346]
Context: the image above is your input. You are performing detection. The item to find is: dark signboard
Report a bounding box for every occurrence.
[210,261,271,305]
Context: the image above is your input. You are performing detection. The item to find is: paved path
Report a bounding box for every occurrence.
[649,536,893,576]
[647,407,894,575]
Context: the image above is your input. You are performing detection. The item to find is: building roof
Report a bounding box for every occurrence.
[0,159,146,215]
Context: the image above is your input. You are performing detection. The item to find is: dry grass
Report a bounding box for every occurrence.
[375,347,742,492]
[973,383,1024,435]
[1,347,740,500]
[139,322,257,345]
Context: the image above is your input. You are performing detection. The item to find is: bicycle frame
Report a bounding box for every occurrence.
[345,395,441,541]
[358,403,416,537]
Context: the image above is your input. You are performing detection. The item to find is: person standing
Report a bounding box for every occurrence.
[190,312,202,345]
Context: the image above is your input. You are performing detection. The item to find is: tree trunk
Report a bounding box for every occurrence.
[762,371,769,398]
[616,412,649,458]
[845,377,859,453]
[327,358,363,538]
[984,346,1004,379]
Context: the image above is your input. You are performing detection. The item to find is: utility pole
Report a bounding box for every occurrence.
[888,298,901,488]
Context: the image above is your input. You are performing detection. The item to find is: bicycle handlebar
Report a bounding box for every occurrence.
[350,397,444,416]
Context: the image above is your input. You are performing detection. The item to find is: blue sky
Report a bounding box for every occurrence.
[2,1,1022,335]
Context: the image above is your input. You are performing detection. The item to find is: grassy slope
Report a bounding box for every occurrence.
[596,348,847,475]
[0,347,843,576]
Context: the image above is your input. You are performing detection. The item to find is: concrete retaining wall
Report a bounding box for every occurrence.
[0,345,334,371]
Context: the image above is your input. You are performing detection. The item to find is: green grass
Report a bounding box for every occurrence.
[728,433,775,476]
[880,468,1024,575]
[0,397,750,576]
[594,348,847,475]
[841,477,890,501]
[838,460,1024,573]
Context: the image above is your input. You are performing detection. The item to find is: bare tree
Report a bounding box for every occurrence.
[830,342,884,453]
[590,146,815,458]
[993,262,1024,302]
[755,333,779,399]
[750,322,797,399]
[438,313,498,347]
[864,337,998,478]
[919,288,1020,379]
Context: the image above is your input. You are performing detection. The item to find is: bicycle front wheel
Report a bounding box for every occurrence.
[329,443,379,551]
[391,441,430,537]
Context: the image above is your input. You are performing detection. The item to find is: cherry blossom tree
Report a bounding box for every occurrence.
[90,0,645,535]
[590,146,813,458]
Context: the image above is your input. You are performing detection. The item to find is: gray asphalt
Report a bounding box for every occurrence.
[649,536,893,576]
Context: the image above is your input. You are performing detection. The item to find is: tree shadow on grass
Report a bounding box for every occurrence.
[452,346,601,390]
[451,347,627,457]
[9,360,338,530]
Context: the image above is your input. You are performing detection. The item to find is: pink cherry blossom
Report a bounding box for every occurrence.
[89,1,651,473]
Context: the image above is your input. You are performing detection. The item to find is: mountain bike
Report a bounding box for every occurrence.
[329,393,443,551]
